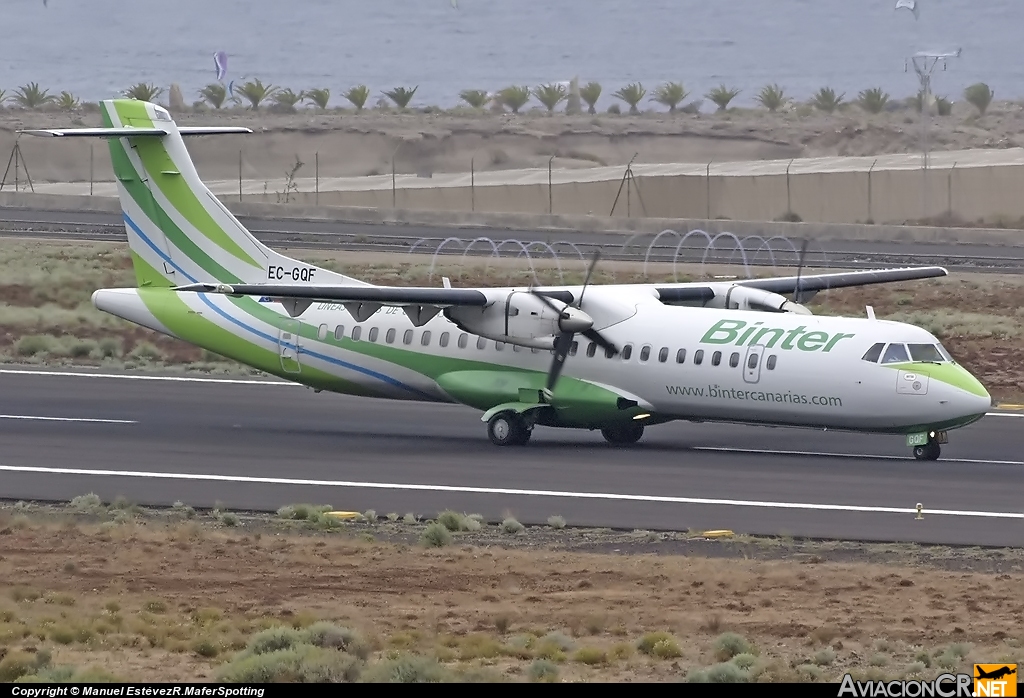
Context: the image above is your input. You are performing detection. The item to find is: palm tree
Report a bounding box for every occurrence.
[756,84,786,112]
[705,85,741,112]
[857,88,889,114]
[305,88,330,109]
[14,82,57,108]
[459,89,489,109]
[233,79,278,109]
[344,85,370,110]
[0,90,7,107]
[55,91,80,112]
[533,83,568,112]
[384,86,418,109]
[497,85,530,113]
[812,87,844,113]
[963,83,994,115]
[272,89,305,111]
[652,82,687,112]
[579,82,601,114]
[613,83,646,114]
[123,83,163,102]
[198,83,227,109]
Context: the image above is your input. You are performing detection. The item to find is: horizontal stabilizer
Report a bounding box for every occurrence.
[175,282,490,307]
[17,126,251,138]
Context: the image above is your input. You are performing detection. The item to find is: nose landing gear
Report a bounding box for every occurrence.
[909,430,946,461]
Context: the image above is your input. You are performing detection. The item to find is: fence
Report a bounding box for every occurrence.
[5,130,1024,226]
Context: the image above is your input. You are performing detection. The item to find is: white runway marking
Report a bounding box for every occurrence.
[692,446,1024,466]
[0,414,136,424]
[0,464,1021,520]
[0,368,292,386]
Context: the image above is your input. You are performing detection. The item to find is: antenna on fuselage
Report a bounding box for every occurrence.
[866,305,876,320]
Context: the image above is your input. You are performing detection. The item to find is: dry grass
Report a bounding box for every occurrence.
[0,502,1021,682]
[1,240,1022,400]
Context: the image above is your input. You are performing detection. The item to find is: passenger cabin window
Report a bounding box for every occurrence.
[711,351,722,366]
[767,355,777,370]
[908,343,943,363]
[477,337,487,350]
[351,326,362,341]
[421,331,432,346]
[881,343,909,364]
[439,332,449,347]
[605,345,615,358]
[496,342,505,351]
[569,341,578,356]
[403,329,413,345]
[747,353,758,370]
[676,348,686,364]
[334,325,345,341]
[513,344,522,352]
[694,349,704,366]
[586,342,597,358]
[386,329,396,344]
[729,352,740,368]
[368,327,378,342]
[318,324,328,341]
[456,333,467,348]
[640,345,651,362]
[659,347,669,363]
[622,345,633,360]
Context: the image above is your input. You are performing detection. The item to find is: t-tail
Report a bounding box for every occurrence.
[18,98,366,289]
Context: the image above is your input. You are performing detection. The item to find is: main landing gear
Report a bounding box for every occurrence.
[910,431,946,461]
[601,421,644,445]
[487,411,532,446]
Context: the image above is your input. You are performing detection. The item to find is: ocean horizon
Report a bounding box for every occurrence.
[3,0,1022,110]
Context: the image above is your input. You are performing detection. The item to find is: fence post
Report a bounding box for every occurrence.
[238,150,242,203]
[706,161,711,220]
[471,157,475,212]
[315,152,319,206]
[90,143,94,196]
[392,156,396,208]
[948,162,956,218]
[786,159,793,216]
[548,155,554,214]
[867,159,877,222]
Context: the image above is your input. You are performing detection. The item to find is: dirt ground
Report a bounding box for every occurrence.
[2,98,1024,184]
[0,503,1020,683]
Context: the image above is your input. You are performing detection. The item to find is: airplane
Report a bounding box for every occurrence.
[19,99,992,460]
[975,666,1016,681]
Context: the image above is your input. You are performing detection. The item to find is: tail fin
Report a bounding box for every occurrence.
[19,99,367,288]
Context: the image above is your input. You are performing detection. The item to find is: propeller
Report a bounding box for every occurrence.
[529,250,618,403]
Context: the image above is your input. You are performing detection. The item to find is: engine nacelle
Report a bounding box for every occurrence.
[704,284,813,315]
[445,290,586,348]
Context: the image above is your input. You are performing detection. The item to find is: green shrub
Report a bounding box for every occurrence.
[756,84,786,111]
[421,522,452,548]
[714,632,751,661]
[964,83,994,115]
[638,631,678,655]
[436,510,464,532]
[731,653,758,670]
[572,646,606,665]
[651,637,682,659]
[814,648,836,666]
[359,654,453,683]
[245,626,304,656]
[193,638,220,658]
[302,622,367,658]
[70,493,104,513]
[218,645,361,682]
[14,335,53,356]
[501,517,524,534]
[687,662,749,682]
[547,515,566,529]
[528,658,559,682]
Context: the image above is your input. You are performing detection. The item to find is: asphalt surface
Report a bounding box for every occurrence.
[2,208,1024,272]
[1,367,1021,546]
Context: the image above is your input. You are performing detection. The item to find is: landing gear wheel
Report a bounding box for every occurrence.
[601,421,644,445]
[913,441,941,461]
[487,411,530,446]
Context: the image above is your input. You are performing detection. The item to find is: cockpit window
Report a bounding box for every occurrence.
[908,343,944,363]
[880,343,909,364]
[861,343,884,363]
[153,106,171,121]
[936,344,955,363]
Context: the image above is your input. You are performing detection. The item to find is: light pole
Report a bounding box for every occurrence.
[906,48,960,218]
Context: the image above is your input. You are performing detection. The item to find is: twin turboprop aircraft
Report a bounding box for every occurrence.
[21,99,992,459]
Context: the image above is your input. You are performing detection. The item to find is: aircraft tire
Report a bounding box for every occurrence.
[601,422,644,445]
[912,442,940,461]
[488,412,529,446]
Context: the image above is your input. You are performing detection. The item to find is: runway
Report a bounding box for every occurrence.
[2,208,1024,272]
[1,367,1021,547]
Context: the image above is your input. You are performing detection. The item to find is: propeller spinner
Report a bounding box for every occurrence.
[530,250,618,403]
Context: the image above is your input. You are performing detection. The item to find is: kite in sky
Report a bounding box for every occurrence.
[895,0,919,20]
[214,51,228,82]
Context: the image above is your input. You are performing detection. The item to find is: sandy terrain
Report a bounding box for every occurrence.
[0,503,1020,683]
[2,98,1024,184]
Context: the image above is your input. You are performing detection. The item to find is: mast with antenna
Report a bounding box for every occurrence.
[905,48,960,218]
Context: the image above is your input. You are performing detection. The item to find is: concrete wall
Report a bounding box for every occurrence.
[224,162,1024,225]
[4,190,1023,247]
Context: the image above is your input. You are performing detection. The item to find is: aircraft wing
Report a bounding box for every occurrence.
[653,266,948,303]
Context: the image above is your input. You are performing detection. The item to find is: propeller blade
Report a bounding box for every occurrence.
[793,238,809,303]
[543,331,575,401]
[582,328,618,356]
[577,249,601,307]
